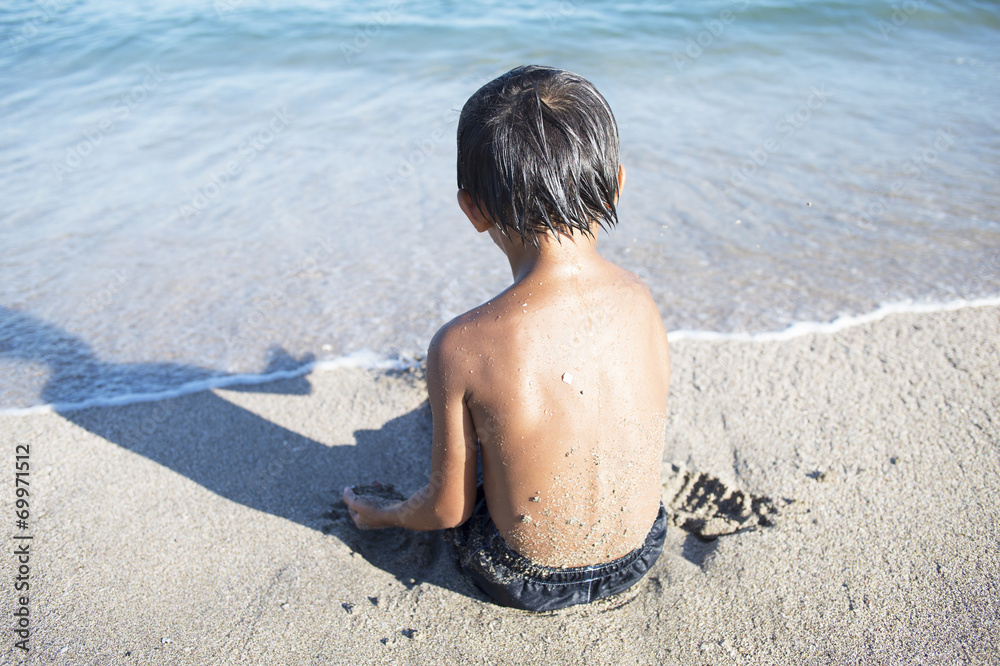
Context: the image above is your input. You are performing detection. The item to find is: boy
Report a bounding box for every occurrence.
[343,65,670,612]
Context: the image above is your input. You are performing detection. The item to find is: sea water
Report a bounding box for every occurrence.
[2,0,999,411]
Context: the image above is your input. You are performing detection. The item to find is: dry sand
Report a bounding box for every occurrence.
[2,305,998,665]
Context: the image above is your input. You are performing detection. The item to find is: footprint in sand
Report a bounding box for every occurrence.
[662,467,779,540]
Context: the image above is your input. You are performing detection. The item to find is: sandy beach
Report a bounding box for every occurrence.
[2,304,998,665]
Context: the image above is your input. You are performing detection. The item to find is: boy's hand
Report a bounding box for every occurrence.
[342,485,400,530]
[342,486,379,529]
[342,476,471,531]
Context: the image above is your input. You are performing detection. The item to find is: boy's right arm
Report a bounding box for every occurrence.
[343,323,479,531]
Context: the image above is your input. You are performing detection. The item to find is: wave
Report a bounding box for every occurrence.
[2,295,997,418]
[668,295,1000,342]
[0,349,414,418]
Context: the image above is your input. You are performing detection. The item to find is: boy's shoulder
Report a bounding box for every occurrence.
[430,262,659,364]
[428,296,503,362]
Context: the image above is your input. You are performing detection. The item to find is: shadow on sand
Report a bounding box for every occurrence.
[0,306,483,601]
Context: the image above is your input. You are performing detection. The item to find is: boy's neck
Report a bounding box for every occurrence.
[496,225,603,283]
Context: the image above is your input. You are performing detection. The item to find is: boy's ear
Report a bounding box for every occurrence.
[457,190,493,233]
[615,163,626,205]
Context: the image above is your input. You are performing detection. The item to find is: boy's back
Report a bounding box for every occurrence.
[344,65,670,611]
[438,239,669,567]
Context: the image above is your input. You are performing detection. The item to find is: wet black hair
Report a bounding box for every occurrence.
[457,65,620,246]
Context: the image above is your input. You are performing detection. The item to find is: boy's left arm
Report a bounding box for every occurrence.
[343,326,479,530]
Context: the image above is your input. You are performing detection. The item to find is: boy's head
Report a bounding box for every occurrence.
[457,65,621,247]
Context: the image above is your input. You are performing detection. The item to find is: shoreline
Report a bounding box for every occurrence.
[2,305,997,664]
[3,294,999,418]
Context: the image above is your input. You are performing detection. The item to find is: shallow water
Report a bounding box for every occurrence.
[2,0,999,410]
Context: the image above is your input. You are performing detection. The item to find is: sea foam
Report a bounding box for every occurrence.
[3,296,996,418]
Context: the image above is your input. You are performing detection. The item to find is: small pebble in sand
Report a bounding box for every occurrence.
[562,372,573,384]
[530,495,540,502]
[520,514,533,524]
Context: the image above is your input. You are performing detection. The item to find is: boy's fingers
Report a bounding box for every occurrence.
[347,507,367,528]
[343,486,368,509]
[343,486,377,529]
[349,507,375,530]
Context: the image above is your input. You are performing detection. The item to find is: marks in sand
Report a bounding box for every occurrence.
[663,467,779,541]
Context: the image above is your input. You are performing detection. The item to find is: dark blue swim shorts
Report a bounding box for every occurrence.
[443,491,667,612]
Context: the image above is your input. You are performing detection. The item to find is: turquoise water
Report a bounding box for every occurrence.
[2,0,999,409]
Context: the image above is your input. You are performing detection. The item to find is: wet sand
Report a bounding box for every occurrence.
[1,305,997,664]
